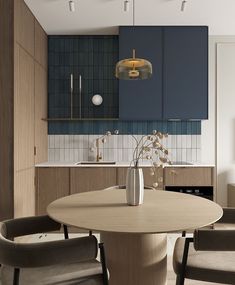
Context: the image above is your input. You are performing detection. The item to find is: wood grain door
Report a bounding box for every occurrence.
[164,167,213,186]
[34,62,48,164]
[70,167,117,194]
[14,0,35,56]
[36,168,70,215]
[14,45,35,171]
[34,20,47,68]
[117,167,163,189]
[14,167,35,218]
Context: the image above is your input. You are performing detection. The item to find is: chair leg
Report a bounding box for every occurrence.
[176,274,184,285]
[63,225,69,239]
[13,268,20,285]
[89,230,93,236]
[176,238,193,285]
[99,243,109,285]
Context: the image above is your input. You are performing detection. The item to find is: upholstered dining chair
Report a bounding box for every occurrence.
[173,207,235,285]
[0,215,109,285]
[104,185,154,190]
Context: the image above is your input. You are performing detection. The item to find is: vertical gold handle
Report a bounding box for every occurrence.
[70,73,73,119]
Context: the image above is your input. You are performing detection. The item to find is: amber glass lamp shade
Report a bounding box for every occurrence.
[115,49,152,80]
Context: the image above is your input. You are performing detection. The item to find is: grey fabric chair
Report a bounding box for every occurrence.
[0,215,109,285]
[173,208,235,285]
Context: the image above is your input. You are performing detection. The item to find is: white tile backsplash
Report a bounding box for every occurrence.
[48,134,201,163]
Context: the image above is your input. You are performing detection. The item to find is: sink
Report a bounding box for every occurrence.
[172,161,193,165]
[76,161,116,165]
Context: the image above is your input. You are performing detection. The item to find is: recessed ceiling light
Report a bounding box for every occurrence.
[69,0,75,12]
[124,0,130,12]
[181,0,187,12]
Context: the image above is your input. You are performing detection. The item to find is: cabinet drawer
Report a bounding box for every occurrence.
[70,167,116,194]
[164,167,213,186]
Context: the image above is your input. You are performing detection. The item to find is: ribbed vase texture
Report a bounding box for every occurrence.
[126,168,144,206]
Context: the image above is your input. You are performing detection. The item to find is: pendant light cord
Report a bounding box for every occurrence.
[133,0,135,26]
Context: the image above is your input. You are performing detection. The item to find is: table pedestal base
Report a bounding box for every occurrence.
[100,232,167,285]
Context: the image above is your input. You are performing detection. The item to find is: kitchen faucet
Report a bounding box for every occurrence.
[94,130,119,162]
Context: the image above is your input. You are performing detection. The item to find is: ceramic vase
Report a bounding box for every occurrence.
[126,167,144,206]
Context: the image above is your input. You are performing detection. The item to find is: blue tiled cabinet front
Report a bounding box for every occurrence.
[48,36,118,119]
[119,27,163,120]
[163,26,208,119]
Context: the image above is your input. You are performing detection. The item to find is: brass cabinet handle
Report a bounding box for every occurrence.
[170,170,177,175]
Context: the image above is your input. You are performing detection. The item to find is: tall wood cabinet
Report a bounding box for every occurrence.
[0,0,48,220]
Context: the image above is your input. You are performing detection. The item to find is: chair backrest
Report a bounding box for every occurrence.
[0,216,98,268]
[104,185,155,190]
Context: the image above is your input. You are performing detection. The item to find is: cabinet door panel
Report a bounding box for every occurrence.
[36,168,70,215]
[15,0,34,56]
[14,167,35,218]
[117,167,163,189]
[35,62,48,164]
[164,167,212,186]
[71,168,116,194]
[119,27,163,120]
[163,26,208,119]
[15,46,35,171]
[35,20,47,68]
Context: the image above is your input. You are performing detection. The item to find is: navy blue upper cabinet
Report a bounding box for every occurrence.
[163,26,208,119]
[119,26,163,120]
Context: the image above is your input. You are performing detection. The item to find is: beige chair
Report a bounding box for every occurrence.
[173,208,235,284]
[0,215,109,285]
[104,185,154,190]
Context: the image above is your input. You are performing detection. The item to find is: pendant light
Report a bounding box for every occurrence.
[115,0,152,80]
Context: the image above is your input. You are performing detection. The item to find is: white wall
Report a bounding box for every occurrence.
[203,36,235,205]
[217,42,235,206]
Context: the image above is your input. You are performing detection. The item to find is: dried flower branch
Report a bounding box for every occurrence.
[130,130,171,189]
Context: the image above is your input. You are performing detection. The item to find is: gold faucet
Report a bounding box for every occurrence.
[95,138,102,162]
[94,130,119,162]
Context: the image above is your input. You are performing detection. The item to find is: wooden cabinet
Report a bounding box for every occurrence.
[14,45,35,171]
[0,0,48,219]
[14,0,35,57]
[70,167,117,194]
[34,62,48,164]
[14,168,35,217]
[163,26,208,119]
[119,26,208,120]
[36,166,215,215]
[117,167,163,189]
[35,20,47,68]
[36,168,70,215]
[143,167,164,189]
[164,167,213,187]
[0,0,14,220]
[119,26,163,120]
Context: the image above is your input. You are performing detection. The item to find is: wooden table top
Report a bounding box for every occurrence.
[47,189,223,234]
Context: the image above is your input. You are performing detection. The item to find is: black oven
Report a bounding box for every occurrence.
[165,186,213,201]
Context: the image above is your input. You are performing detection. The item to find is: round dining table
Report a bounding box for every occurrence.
[47,188,223,285]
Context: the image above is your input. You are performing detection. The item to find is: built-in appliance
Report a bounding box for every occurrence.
[165,186,213,201]
[165,162,214,200]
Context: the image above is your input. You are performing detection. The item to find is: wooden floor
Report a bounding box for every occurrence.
[3,233,226,285]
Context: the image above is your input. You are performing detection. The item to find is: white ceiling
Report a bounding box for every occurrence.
[25,0,235,35]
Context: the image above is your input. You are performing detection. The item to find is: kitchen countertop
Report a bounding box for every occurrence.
[35,161,215,168]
